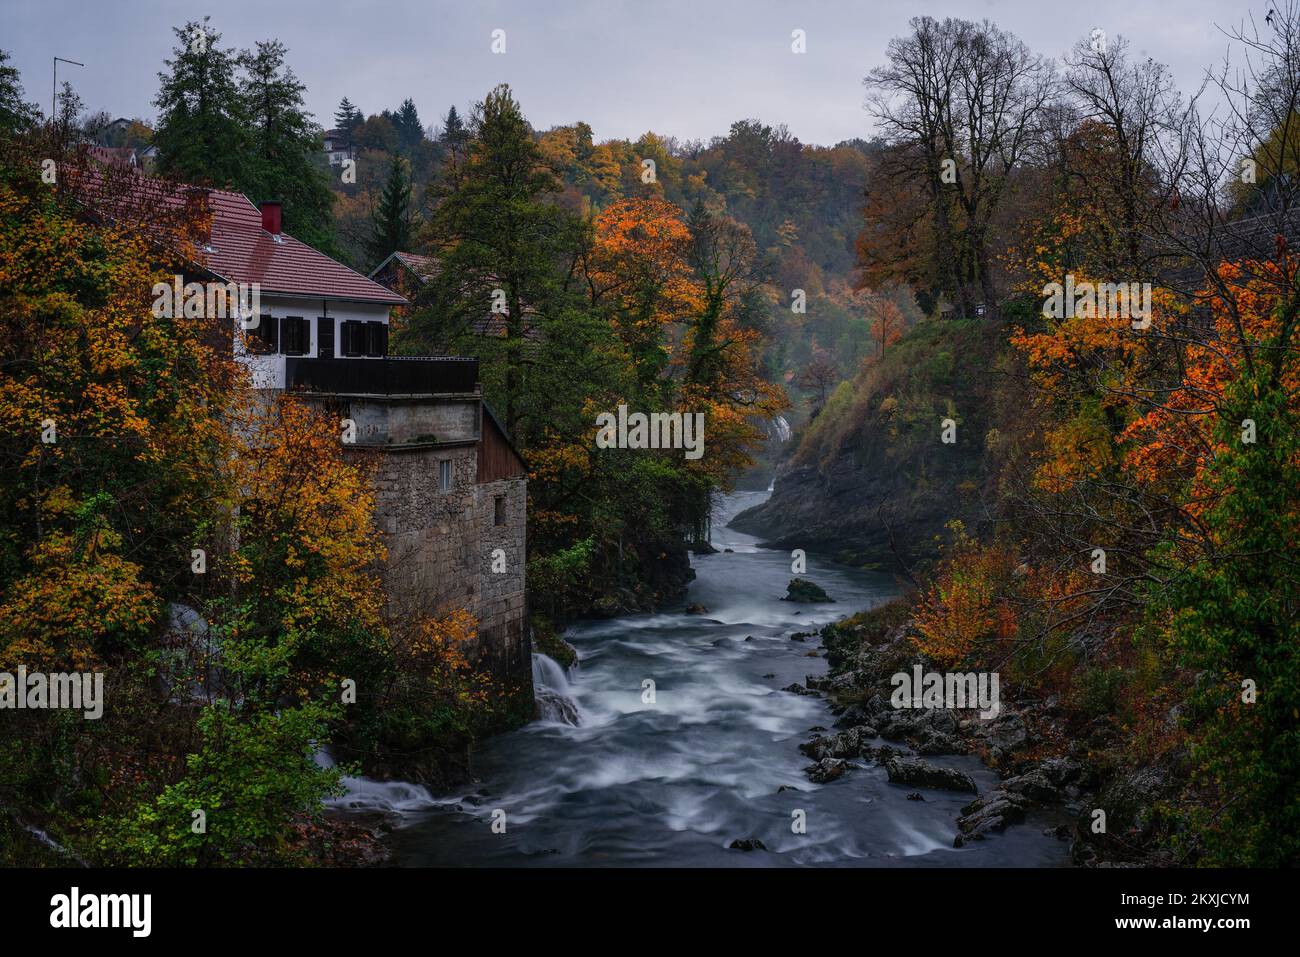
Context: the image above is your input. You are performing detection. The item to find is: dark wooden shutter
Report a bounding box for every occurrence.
[317,317,334,358]
[250,314,274,353]
[285,317,307,355]
[366,321,384,357]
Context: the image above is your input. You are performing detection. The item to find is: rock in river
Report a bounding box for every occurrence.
[782,578,835,603]
[884,756,977,793]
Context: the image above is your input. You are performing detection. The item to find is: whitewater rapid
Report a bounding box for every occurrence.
[343,490,1070,867]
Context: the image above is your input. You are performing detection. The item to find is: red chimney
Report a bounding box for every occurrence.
[260,201,282,235]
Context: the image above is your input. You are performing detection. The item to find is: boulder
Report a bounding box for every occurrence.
[884,756,977,793]
[805,757,854,783]
[799,727,866,761]
[782,578,835,603]
[954,792,1028,845]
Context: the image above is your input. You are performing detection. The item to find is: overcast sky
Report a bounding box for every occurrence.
[6,0,1252,146]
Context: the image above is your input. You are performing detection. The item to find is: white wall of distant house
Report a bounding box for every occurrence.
[236,296,391,389]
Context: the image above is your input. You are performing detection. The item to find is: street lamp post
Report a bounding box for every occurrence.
[52,56,84,120]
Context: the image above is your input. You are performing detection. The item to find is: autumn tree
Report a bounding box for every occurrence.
[865,16,1055,319]
[582,197,699,397]
[797,348,839,408]
[866,292,907,357]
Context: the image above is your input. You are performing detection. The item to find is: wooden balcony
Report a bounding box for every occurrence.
[284,356,479,396]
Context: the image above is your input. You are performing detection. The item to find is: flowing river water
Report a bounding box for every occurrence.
[340,490,1070,867]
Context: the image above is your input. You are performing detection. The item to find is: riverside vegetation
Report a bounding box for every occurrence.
[741,12,1300,866]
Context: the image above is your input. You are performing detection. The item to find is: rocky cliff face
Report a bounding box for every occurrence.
[730,457,979,570]
[731,318,1014,571]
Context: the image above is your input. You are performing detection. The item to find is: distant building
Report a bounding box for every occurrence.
[322,129,355,167]
[87,145,140,170]
[96,117,135,143]
[91,118,157,171]
[369,250,544,348]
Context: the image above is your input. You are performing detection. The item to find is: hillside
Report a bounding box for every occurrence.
[732,316,1021,570]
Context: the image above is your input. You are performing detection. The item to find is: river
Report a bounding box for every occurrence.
[345,489,1069,867]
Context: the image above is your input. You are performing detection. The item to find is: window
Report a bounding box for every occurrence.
[317,318,335,358]
[494,495,506,526]
[280,316,309,356]
[340,320,363,357]
[439,459,452,492]
[366,321,387,357]
[248,314,277,354]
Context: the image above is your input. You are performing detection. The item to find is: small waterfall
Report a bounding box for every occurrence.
[316,746,437,814]
[327,777,438,814]
[12,817,88,866]
[533,653,581,726]
[772,415,792,443]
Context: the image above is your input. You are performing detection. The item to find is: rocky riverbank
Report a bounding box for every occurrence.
[784,600,1185,866]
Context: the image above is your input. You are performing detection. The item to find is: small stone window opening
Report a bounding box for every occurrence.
[439,459,452,491]
[494,495,506,526]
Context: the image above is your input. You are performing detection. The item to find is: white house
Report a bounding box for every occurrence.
[322,129,355,167]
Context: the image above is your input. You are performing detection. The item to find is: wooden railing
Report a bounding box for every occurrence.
[284,356,479,395]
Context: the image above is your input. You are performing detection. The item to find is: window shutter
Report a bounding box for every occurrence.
[317,317,334,358]
[251,314,273,353]
[366,321,384,357]
[284,317,306,355]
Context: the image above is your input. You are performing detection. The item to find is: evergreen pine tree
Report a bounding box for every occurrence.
[152,17,249,186]
[420,85,573,440]
[394,98,422,151]
[366,154,413,268]
[440,104,469,167]
[333,96,361,135]
[237,39,336,253]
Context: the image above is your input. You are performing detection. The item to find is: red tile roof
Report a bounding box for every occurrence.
[70,161,406,306]
[201,190,405,304]
[393,251,438,279]
[370,250,543,346]
[370,250,438,282]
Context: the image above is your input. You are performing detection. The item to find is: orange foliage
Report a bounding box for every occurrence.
[912,524,1018,667]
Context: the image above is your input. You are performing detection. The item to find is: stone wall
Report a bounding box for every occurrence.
[473,475,528,685]
[318,392,530,696]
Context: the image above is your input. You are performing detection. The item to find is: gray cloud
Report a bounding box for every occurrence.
[5,0,1248,145]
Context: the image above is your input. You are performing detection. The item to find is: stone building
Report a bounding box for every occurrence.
[307,379,529,684]
[76,165,531,689]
